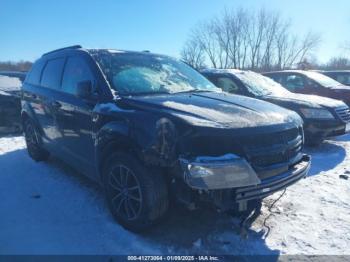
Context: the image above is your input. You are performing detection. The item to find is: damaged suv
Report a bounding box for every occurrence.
[21,46,311,232]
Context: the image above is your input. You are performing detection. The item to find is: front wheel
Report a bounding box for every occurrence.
[102,153,169,232]
[23,119,49,161]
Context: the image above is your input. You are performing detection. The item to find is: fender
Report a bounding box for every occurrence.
[95,120,135,178]
[21,102,44,136]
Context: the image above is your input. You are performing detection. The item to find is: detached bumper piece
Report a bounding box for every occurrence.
[236,154,310,203]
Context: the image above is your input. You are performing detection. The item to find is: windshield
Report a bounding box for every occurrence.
[91,51,219,95]
[303,71,342,87]
[233,71,290,97]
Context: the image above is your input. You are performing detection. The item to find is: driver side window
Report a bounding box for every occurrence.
[216,77,240,94]
[62,56,94,95]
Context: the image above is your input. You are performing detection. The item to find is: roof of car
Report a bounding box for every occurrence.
[323,70,350,73]
[263,70,309,74]
[41,45,161,58]
[200,68,245,74]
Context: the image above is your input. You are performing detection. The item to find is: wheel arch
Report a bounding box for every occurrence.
[95,121,138,182]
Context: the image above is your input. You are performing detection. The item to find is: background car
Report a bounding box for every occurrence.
[0,71,26,133]
[21,46,310,232]
[202,69,350,145]
[319,70,350,86]
[263,70,350,106]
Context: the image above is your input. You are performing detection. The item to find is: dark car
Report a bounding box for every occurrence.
[319,70,350,86]
[201,69,350,145]
[0,71,26,133]
[263,70,350,106]
[21,46,310,232]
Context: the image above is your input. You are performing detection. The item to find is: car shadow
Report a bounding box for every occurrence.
[304,141,346,177]
[143,206,280,256]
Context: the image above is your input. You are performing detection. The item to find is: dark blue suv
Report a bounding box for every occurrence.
[21,46,311,232]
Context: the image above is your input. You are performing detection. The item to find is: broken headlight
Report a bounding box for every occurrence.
[180,154,261,190]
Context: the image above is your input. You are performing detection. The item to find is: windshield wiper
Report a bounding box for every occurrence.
[175,89,213,94]
[121,91,171,96]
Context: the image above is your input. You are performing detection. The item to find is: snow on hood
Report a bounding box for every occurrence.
[124,92,302,129]
[267,92,346,109]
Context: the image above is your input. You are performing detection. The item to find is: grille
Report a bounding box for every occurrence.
[335,106,350,122]
[243,127,303,170]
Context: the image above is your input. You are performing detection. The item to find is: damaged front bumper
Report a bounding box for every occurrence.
[180,153,311,211]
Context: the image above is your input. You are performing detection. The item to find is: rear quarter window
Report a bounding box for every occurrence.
[26,59,46,85]
[41,57,66,89]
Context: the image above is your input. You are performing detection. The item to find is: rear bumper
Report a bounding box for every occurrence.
[235,154,310,203]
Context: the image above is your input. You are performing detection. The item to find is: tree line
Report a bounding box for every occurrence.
[181,8,323,71]
[0,61,33,72]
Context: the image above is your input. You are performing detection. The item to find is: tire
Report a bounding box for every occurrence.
[102,153,169,233]
[102,152,169,232]
[23,119,50,161]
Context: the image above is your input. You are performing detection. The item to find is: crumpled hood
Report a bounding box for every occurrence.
[265,92,345,109]
[123,92,302,129]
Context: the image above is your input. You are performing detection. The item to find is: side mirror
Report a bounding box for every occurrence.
[76,80,92,99]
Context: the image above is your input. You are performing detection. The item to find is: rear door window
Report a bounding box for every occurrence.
[61,56,93,95]
[41,58,65,89]
[26,59,46,85]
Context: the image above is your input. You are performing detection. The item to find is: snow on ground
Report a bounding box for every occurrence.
[0,134,350,255]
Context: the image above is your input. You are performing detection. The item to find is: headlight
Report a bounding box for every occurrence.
[180,154,260,190]
[300,108,334,119]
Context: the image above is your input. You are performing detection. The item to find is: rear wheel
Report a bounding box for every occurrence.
[23,119,49,161]
[102,153,169,232]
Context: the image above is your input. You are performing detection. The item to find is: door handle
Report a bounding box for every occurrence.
[51,101,62,108]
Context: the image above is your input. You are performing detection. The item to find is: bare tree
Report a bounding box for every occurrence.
[180,38,206,69]
[325,57,350,69]
[181,7,322,71]
[289,32,322,66]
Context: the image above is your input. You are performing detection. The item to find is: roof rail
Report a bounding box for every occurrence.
[42,45,82,57]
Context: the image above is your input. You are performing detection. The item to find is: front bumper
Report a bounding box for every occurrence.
[235,154,310,203]
[304,120,348,142]
[180,154,311,212]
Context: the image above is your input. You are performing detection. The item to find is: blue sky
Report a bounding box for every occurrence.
[0,0,349,63]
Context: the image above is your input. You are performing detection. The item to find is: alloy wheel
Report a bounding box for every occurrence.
[108,165,143,221]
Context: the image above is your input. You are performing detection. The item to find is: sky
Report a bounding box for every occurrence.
[0,0,349,63]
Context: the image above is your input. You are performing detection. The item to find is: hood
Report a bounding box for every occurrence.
[122,92,302,129]
[265,92,345,109]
